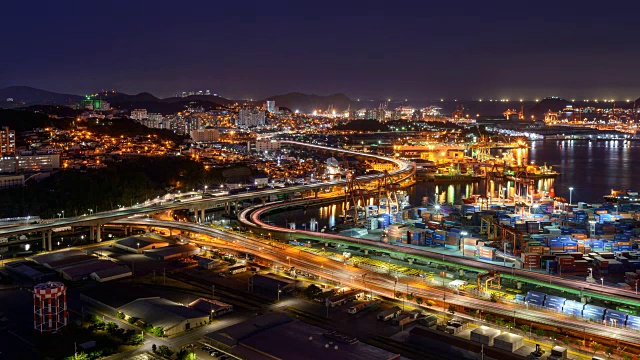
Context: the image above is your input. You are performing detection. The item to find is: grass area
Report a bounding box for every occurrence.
[36,316,142,360]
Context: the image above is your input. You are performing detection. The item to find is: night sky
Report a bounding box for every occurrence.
[2,1,639,100]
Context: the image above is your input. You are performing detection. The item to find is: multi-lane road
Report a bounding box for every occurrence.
[240,198,640,307]
[115,218,640,347]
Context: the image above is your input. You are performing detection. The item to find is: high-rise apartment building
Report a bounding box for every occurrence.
[131,109,148,121]
[236,108,266,128]
[190,129,220,142]
[266,100,276,113]
[0,127,15,155]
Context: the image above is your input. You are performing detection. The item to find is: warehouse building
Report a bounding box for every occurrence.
[118,297,209,336]
[204,313,400,360]
[188,298,233,319]
[114,236,169,253]
[4,261,57,283]
[90,265,132,282]
[144,244,199,261]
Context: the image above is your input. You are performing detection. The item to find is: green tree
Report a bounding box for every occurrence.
[447,305,456,315]
[127,316,138,324]
[562,337,570,345]
[406,293,414,301]
[116,312,125,319]
[64,353,89,360]
[157,345,174,357]
[152,344,157,353]
[467,309,477,317]
[534,328,545,337]
[549,330,558,340]
[395,292,403,299]
[484,314,493,322]
[604,346,614,358]
[621,352,632,360]
[425,300,435,307]
[590,341,602,354]
[490,293,498,303]
[415,297,423,305]
[519,325,530,334]
[494,317,505,326]
[149,326,164,337]
[303,284,323,299]
[105,322,118,335]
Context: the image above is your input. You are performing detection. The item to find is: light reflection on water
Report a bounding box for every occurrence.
[268,140,640,228]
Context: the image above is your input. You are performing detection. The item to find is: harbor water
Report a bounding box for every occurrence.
[266,139,640,230]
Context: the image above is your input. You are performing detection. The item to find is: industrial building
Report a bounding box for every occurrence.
[114,236,169,253]
[30,249,126,281]
[409,325,540,359]
[118,297,209,336]
[188,298,233,319]
[325,289,364,307]
[377,306,402,321]
[196,256,221,269]
[204,313,400,360]
[250,273,297,298]
[4,261,57,283]
[143,244,199,261]
[90,265,133,282]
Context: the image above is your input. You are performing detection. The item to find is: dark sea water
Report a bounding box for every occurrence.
[527,139,639,203]
[266,140,640,229]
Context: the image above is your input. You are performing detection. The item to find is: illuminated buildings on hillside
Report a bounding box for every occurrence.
[0,127,16,155]
[237,107,266,128]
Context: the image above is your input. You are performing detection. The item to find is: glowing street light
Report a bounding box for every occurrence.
[569,187,574,205]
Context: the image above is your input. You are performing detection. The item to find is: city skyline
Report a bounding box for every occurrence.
[3,1,640,100]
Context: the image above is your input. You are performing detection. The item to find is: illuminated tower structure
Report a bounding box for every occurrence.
[33,281,68,333]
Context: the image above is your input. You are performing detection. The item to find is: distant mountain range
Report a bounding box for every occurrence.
[0,86,83,106]
[1,86,637,117]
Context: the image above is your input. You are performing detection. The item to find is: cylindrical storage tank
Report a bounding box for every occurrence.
[34,281,68,333]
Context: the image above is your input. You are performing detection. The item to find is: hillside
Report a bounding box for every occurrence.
[0,86,83,107]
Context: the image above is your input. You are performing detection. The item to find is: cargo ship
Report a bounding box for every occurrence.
[603,189,639,203]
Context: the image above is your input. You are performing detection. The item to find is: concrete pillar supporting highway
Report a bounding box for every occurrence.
[201,209,205,223]
[314,189,319,198]
[234,202,238,213]
[42,232,46,251]
[90,226,95,242]
[96,225,101,243]
[47,230,52,251]
[124,226,129,236]
[225,202,230,215]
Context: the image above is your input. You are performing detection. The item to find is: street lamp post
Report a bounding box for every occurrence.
[137,242,140,253]
[503,242,507,267]
[569,187,574,206]
[601,277,604,287]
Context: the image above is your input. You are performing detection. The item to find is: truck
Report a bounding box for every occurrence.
[348,300,380,314]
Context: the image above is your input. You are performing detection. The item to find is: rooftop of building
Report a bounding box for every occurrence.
[118,297,208,330]
[115,236,169,249]
[208,313,400,360]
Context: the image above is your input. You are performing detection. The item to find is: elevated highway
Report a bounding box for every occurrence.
[0,140,414,248]
[114,218,640,348]
[239,199,640,307]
